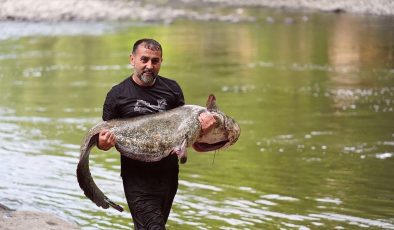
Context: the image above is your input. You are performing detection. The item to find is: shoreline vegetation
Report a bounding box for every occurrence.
[0,0,392,229]
[0,0,393,24]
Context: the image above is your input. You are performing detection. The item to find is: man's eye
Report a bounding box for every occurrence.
[140,57,149,63]
[152,58,161,64]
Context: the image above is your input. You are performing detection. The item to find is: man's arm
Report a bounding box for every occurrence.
[98,89,118,151]
[98,129,116,151]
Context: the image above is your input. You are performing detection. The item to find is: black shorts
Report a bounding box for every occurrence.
[122,166,179,230]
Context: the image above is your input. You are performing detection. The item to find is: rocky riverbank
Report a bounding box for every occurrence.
[0,0,392,23]
[202,0,394,16]
[0,0,253,23]
[0,204,79,230]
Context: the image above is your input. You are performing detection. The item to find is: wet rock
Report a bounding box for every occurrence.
[0,204,79,230]
[0,204,13,211]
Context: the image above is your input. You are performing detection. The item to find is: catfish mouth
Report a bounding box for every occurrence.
[192,140,228,152]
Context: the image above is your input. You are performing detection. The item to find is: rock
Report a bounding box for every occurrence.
[1,0,391,23]
[0,0,254,22]
[0,205,79,230]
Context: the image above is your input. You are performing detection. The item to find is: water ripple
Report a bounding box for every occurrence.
[309,213,394,229]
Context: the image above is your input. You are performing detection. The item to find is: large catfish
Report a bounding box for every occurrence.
[76,94,240,212]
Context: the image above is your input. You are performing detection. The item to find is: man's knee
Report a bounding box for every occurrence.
[133,217,165,230]
[146,222,165,230]
[131,200,166,230]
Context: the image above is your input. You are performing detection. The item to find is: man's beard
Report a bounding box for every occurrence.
[138,72,157,85]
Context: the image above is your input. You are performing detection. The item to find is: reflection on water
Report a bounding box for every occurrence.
[0,8,394,230]
[0,21,118,40]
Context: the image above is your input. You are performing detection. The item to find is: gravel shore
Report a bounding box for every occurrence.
[0,0,253,23]
[0,0,393,23]
[0,205,79,230]
[203,0,394,16]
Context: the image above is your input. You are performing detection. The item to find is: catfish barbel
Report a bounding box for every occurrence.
[76,94,240,212]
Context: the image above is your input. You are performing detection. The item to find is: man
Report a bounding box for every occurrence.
[97,38,215,229]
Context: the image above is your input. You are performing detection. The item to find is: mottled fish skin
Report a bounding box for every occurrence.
[113,105,203,162]
[76,95,241,212]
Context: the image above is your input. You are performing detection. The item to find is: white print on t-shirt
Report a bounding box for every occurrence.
[133,99,167,114]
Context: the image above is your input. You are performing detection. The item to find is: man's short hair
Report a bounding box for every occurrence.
[132,38,162,56]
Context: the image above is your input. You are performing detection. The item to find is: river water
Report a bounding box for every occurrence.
[0,8,393,230]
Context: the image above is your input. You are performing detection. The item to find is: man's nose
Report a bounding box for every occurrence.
[146,61,153,69]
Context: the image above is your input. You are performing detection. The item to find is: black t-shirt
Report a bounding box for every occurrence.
[102,75,185,175]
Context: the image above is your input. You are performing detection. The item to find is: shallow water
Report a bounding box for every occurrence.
[0,9,394,230]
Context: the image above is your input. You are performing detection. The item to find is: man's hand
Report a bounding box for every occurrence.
[98,129,116,151]
[198,112,217,134]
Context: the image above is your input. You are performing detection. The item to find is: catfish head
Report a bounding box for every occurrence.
[193,94,241,152]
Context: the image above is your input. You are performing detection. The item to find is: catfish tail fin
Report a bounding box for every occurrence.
[104,197,124,212]
[76,132,124,212]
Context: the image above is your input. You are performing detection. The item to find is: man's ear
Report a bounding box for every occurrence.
[129,54,135,66]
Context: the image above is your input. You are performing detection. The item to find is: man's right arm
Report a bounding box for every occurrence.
[98,129,116,151]
[98,89,118,151]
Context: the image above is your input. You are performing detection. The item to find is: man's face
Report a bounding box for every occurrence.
[130,44,162,86]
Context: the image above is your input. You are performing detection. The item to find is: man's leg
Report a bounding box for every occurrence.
[161,171,178,223]
[122,174,166,230]
[128,193,166,229]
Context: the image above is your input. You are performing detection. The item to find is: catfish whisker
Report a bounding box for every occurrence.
[212,150,217,165]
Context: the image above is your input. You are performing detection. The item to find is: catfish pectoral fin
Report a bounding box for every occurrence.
[179,139,187,164]
[180,155,187,164]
